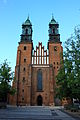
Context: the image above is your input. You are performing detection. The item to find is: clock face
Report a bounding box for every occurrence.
[54,46,57,51]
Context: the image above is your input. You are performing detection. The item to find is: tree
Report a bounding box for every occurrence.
[0,60,15,103]
[56,25,80,101]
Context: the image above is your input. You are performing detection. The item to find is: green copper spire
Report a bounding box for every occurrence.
[49,15,58,25]
[52,13,54,19]
[23,16,32,26]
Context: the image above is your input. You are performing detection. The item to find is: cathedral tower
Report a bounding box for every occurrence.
[48,16,63,78]
[12,17,33,105]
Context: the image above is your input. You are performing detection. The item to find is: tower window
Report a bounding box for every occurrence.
[24,46,26,50]
[53,29,55,34]
[24,58,26,62]
[22,97,24,101]
[22,89,24,92]
[23,77,25,81]
[23,67,26,71]
[22,77,25,83]
[26,29,28,34]
[54,67,55,69]
[57,62,58,65]
[54,62,55,64]
[54,37,56,39]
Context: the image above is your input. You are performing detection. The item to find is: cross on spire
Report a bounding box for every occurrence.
[52,13,54,20]
[27,14,29,20]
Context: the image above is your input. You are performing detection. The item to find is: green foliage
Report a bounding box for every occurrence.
[56,25,80,101]
[0,60,15,102]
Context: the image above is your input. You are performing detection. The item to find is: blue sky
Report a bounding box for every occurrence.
[0,0,80,71]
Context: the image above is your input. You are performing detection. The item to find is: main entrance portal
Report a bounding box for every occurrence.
[37,95,43,106]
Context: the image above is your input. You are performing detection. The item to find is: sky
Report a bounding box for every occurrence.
[0,0,80,71]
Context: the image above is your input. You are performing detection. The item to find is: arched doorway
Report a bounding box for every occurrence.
[37,95,43,106]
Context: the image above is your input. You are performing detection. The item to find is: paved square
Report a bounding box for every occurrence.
[0,106,79,120]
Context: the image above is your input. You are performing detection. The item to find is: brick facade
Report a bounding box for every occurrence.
[9,16,63,106]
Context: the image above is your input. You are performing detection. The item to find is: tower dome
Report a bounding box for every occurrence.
[22,16,32,26]
[49,15,58,25]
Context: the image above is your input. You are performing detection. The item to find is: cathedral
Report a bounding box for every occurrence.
[10,16,63,106]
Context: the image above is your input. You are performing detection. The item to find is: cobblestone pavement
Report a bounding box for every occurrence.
[0,106,79,120]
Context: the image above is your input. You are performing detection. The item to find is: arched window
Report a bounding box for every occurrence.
[37,69,42,91]
[53,29,55,34]
[26,29,28,34]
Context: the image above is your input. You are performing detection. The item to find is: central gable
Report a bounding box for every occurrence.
[32,42,49,65]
